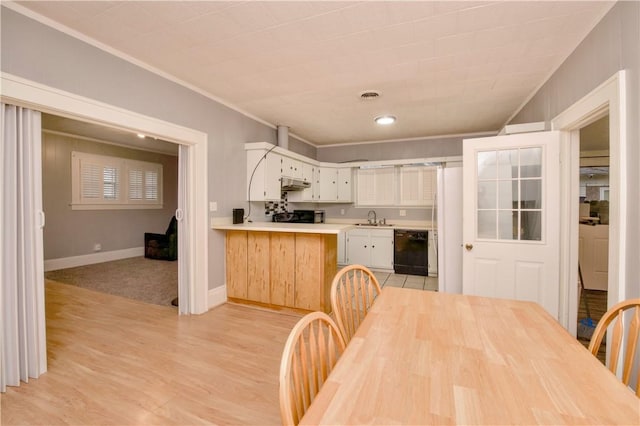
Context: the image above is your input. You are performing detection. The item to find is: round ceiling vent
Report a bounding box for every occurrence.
[359,90,381,100]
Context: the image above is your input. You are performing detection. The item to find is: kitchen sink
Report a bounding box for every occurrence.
[354,223,393,227]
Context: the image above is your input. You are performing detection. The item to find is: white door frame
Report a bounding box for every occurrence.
[551,70,627,335]
[0,72,210,315]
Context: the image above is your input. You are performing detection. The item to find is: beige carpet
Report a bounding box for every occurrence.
[45,256,178,306]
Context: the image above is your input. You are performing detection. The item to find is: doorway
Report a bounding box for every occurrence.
[41,113,181,307]
[552,71,627,345]
[576,115,610,361]
[1,73,210,316]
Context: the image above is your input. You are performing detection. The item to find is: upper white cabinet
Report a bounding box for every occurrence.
[318,167,352,202]
[281,156,302,179]
[399,165,437,206]
[246,148,281,201]
[288,163,318,202]
[246,142,456,206]
[337,168,352,202]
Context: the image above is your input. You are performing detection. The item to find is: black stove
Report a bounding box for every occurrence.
[272,210,315,223]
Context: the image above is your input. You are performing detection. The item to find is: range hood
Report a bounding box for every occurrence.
[281,177,310,191]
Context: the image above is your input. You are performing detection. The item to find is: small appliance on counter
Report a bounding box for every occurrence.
[232,208,244,224]
[272,210,325,223]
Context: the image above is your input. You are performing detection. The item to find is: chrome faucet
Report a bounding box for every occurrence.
[367,210,377,225]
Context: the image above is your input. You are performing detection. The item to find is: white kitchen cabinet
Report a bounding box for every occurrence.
[317,167,352,202]
[346,229,370,265]
[346,228,394,270]
[288,163,318,202]
[337,167,352,202]
[246,149,281,201]
[281,156,302,179]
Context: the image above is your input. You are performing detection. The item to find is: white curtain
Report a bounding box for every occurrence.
[0,103,47,392]
[177,144,190,315]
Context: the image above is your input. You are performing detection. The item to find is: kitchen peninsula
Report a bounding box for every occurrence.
[213,222,353,313]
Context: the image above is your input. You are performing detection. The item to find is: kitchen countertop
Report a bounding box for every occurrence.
[211,218,435,233]
[211,222,353,234]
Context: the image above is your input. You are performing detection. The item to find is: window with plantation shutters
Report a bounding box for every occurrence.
[356,167,395,206]
[399,165,436,206]
[72,151,163,210]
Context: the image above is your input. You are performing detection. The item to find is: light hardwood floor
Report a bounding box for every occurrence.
[2,280,301,425]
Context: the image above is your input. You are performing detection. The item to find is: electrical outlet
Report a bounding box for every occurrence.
[340,209,345,215]
[399,209,406,217]
[209,201,217,212]
[93,243,102,252]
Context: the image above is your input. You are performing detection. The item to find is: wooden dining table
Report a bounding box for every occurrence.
[299,287,639,425]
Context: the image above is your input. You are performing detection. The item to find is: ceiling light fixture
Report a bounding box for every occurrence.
[375,115,396,125]
[137,133,146,139]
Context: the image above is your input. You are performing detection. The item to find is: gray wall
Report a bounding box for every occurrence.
[1,7,316,290]
[510,1,639,299]
[42,132,178,259]
[316,135,475,163]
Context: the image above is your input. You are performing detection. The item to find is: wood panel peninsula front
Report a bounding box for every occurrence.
[213,222,353,313]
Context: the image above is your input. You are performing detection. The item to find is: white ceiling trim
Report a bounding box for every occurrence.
[497,1,616,133]
[3,1,318,145]
[317,130,497,148]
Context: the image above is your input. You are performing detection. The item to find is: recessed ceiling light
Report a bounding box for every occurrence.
[375,115,396,125]
[137,133,146,139]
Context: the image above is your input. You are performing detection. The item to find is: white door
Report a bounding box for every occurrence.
[462,131,561,319]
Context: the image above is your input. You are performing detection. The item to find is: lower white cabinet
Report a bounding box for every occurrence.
[346,228,394,270]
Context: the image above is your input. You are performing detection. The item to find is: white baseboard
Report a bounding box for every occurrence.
[44,247,144,272]
[208,285,227,309]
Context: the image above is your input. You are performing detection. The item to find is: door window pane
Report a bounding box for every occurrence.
[520,148,542,178]
[521,211,541,241]
[478,181,496,209]
[477,211,496,239]
[497,149,518,179]
[477,151,496,179]
[498,210,518,240]
[521,180,541,209]
[498,180,517,209]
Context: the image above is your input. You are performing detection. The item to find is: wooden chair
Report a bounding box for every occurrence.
[330,264,382,344]
[279,311,346,425]
[588,298,640,396]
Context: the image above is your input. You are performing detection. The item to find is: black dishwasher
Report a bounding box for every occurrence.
[394,230,428,276]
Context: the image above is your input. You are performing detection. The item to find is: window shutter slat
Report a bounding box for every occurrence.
[145,170,158,201]
[129,169,143,200]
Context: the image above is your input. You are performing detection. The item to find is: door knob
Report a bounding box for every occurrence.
[465,243,473,251]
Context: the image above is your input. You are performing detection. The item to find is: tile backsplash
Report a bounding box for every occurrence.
[265,191,288,215]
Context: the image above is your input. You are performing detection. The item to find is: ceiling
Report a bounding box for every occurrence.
[16,1,614,146]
